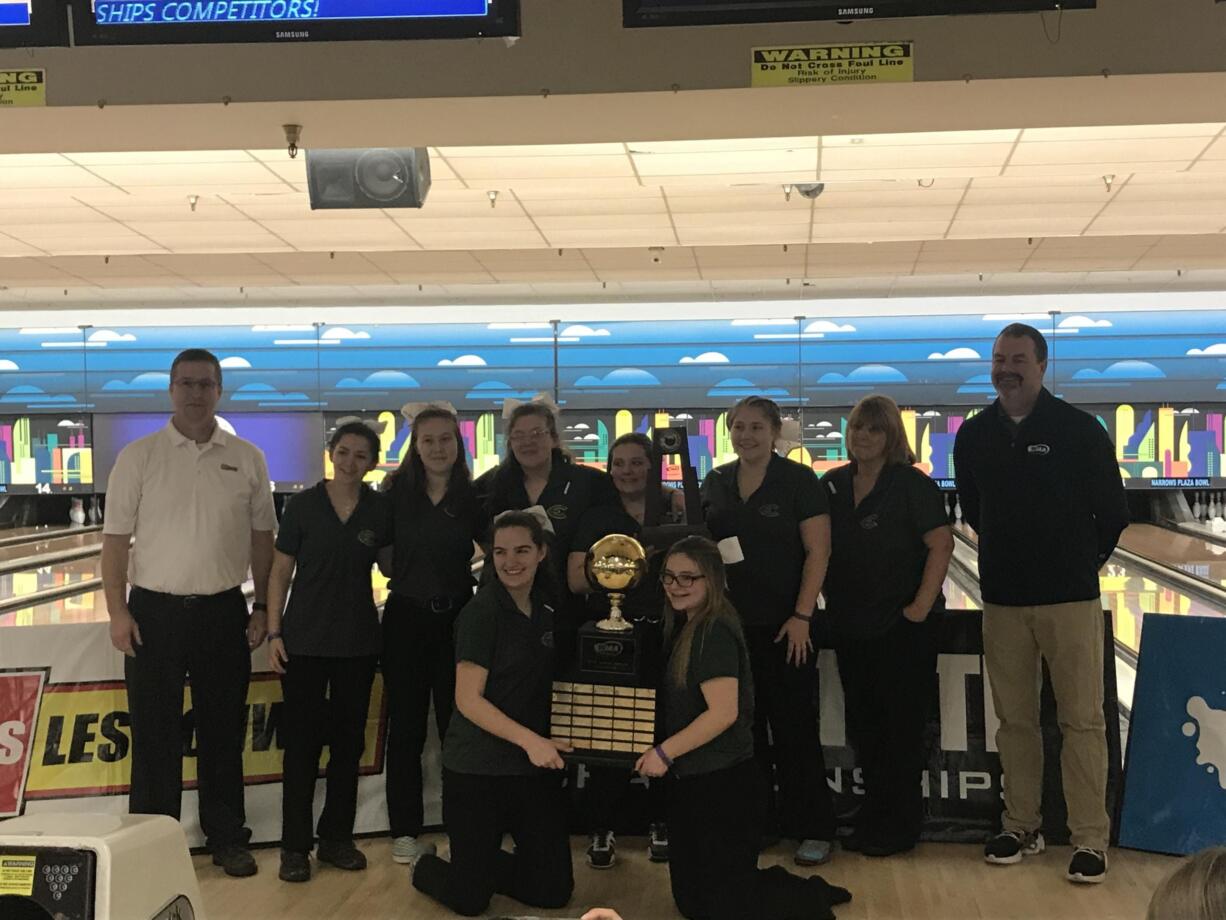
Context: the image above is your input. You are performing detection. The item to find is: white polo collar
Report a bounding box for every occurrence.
[164,418,229,449]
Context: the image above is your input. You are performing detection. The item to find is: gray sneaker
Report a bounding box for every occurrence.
[794,839,833,866]
[391,836,435,865]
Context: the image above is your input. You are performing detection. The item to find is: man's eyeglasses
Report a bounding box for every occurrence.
[660,572,705,588]
[509,427,550,444]
[174,378,219,392]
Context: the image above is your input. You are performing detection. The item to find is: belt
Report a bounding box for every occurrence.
[131,585,243,608]
[397,593,467,613]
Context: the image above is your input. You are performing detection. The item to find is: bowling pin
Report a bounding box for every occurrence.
[953,495,963,523]
[69,498,86,525]
[1193,492,1203,520]
[86,496,101,524]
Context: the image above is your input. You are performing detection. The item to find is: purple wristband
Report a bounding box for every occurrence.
[653,745,673,768]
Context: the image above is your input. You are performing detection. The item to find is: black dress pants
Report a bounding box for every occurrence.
[583,762,666,832]
[381,593,462,838]
[834,613,941,846]
[669,759,850,920]
[412,768,574,917]
[124,586,251,850]
[744,624,836,841]
[279,652,378,853]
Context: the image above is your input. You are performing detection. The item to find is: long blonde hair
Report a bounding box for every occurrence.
[662,536,742,687]
[1146,846,1226,920]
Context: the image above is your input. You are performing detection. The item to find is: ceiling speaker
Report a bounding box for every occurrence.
[305,147,432,210]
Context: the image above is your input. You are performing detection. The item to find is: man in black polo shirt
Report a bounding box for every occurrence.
[954,323,1128,885]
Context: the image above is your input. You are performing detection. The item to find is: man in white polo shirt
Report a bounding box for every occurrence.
[101,348,276,878]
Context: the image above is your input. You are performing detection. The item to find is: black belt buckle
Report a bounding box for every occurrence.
[182,595,204,608]
[429,597,453,613]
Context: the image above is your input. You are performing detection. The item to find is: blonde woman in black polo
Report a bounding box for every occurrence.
[412,510,574,917]
[266,421,392,883]
[823,395,953,858]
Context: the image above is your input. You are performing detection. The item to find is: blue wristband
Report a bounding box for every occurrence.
[654,745,673,768]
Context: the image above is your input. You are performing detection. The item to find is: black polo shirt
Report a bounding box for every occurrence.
[387,478,487,604]
[701,453,830,628]
[275,482,392,658]
[953,387,1129,607]
[442,581,557,776]
[475,452,619,603]
[823,463,950,640]
[662,615,755,779]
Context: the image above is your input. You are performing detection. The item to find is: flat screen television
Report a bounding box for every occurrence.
[0,415,93,494]
[71,0,517,45]
[624,0,1092,27]
[0,0,69,46]
[92,412,324,492]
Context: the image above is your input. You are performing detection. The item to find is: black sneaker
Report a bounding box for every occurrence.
[317,841,367,871]
[648,822,669,863]
[587,831,616,869]
[211,844,258,878]
[984,830,1045,865]
[1067,847,1108,884]
[279,850,311,883]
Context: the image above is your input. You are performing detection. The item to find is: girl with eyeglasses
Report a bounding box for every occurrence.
[566,433,683,869]
[636,536,852,920]
[379,405,488,866]
[700,396,837,867]
[412,511,575,917]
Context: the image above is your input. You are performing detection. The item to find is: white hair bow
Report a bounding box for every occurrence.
[401,401,458,425]
[494,504,556,535]
[335,415,387,435]
[501,392,559,421]
[774,418,803,455]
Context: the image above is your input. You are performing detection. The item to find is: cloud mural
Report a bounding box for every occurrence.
[1059,315,1113,330]
[230,383,311,402]
[321,327,371,341]
[465,380,541,401]
[928,348,981,361]
[219,356,252,368]
[0,386,77,405]
[816,365,908,386]
[1187,344,1226,356]
[560,325,610,338]
[438,355,487,367]
[1071,361,1166,381]
[707,378,789,398]
[804,320,856,334]
[0,360,17,371]
[100,373,171,392]
[89,330,137,343]
[679,352,730,364]
[957,374,997,395]
[574,368,662,388]
[335,371,421,389]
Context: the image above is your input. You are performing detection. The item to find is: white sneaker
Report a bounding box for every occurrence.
[391,835,434,864]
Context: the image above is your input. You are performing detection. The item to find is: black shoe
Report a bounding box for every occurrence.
[840,828,869,853]
[211,844,258,878]
[1067,847,1108,884]
[648,822,670,863]
[983,830,1044,865]
[860,835,916,858]
[279,850,311,883]
[317,841,367,871]
[587,831,616,869]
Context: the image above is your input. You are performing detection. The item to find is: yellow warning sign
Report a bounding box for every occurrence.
[0,854,37,896]
[0,69,46,107]
[751,43,913,87]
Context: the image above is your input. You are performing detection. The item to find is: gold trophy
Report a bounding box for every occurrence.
[585,533,647,633]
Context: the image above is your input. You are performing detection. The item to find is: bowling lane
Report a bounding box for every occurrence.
[0,531,102,566]
[1118,523,1226,589]
[0,555,101,602]
[953,524,1223,658]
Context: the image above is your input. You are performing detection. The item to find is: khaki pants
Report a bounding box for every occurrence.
[982,599,1110,850]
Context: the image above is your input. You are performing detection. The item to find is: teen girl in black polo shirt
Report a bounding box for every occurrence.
[567,432,681,869]
[381,405,487,865]
[266,421,392,883]
[636,536,852,920]
[412,510,574,917]
[823,395,953,857]
[701,396,837,866]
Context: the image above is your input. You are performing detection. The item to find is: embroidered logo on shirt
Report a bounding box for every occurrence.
[540,630,555,649]
[758,503,781,518]
[1027,444,1051,456]
[546,504,568,520]
[860,514,880,530]
[357,529,378,547]
[220,463,239,471]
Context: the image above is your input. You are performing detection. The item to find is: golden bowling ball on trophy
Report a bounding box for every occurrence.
[585,533,647,633]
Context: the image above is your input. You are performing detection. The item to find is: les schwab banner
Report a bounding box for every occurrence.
[1,670,386,809]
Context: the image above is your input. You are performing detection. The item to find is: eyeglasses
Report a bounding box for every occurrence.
[660,572,706,588]
[173,378,219,392]
[509,427,550,444]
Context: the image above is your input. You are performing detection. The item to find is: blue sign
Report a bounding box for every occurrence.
[91,0,487,25]
[0,2,32,26]
[1120,614,1226,855]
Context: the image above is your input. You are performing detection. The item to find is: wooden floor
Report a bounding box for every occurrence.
[196,835,1179,920]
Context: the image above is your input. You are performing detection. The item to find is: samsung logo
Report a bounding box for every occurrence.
[839,6,874,13]
[276,29,309,38]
